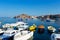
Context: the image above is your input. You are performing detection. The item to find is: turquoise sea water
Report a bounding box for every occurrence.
[0,17,60,40]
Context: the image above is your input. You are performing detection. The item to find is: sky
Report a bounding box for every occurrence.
[0,0,60,17]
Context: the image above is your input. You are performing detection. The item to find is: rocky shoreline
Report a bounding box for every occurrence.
[14,14,60,20]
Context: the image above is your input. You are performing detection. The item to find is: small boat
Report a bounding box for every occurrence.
[38,25,45,34]
[48,26,56,34]
[0,29,4,35]
[29,24,36,32]
[51,28,60,40]
[46,18,55,22]
[2,29,17,40]
[16,22,29,30]
[51,33,60,40]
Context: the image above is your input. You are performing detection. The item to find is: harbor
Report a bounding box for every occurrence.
[0,17,60,40]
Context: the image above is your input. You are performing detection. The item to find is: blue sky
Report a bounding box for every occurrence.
[0,0,60,17]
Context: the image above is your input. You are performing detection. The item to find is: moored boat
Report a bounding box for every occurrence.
[46,18,55,22]
[29,24,36,32]
[51,33,60,40]
[51,28,60,40]
[2,21,29,30]
[14,30,33,40]
[38,25,45,34]
[48,26,56,34]
[0,29,4,35]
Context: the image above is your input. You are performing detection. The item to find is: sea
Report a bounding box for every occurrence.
[0,17,60,40]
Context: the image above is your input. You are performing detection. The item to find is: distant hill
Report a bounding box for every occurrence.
[14,14,60,19]
[14,14,31,19]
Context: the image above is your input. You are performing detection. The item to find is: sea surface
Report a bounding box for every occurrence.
[0,17,60,40]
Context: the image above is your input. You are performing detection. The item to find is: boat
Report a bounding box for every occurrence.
[29,24,36,32]
[46,18,55,22]
[14,30,33,40]
[38,25,45,34]
[16,22,29,30]
[0,29,17,40]
[48,26,56,34]
[51,33,60,40]
[3,21,29,30]
[0,29,4,35]
[51,28,60,40]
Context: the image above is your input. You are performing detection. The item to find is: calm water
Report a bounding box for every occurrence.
[0,17,60,40]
